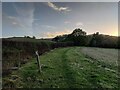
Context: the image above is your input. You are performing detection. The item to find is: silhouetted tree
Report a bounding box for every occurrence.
[71,28,86,36]
[64,28,87,46]
[33,36,36,39]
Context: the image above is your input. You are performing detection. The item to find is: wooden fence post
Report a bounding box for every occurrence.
[18,51,21,69]
[35,51,41,73]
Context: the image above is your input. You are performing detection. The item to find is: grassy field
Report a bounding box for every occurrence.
[81,47,118,66]
[3,47,118,88]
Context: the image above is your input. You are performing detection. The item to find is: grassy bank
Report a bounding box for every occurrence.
[3,47,118,88]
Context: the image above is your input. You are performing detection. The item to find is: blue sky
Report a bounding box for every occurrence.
[2,2,118,38]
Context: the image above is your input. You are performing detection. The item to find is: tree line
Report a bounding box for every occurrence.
[52,28,119,49]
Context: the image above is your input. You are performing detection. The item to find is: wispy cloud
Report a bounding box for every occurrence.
[47,2,71,12]
[4,15,25,28]
[3,3,36,36]
[42,29,72,38]
[76,22,83,26]
[64,21,71,24]
[41,25,56,29]
[13,3,35,28]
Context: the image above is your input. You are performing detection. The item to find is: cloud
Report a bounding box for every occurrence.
[12,3,35,32]
[76,22,83,26]
[42,29,72,38]
[47,2,71,12]
[12,22,17,25]
[7,15,26,28]
[64,21,71,24]
[3,3,38,36]
[2,14,24,28]
[34,24,56,31]
[41,25,56,29]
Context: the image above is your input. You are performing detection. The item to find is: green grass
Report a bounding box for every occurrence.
[3,47,118,88]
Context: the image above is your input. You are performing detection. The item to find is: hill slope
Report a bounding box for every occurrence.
[3,47,118,88]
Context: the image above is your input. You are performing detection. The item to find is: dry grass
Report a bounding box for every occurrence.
[81,47,118,66]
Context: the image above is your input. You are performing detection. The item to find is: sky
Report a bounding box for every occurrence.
[2,2,118,38]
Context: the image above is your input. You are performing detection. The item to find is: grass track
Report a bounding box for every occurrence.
[3,47,118,88]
